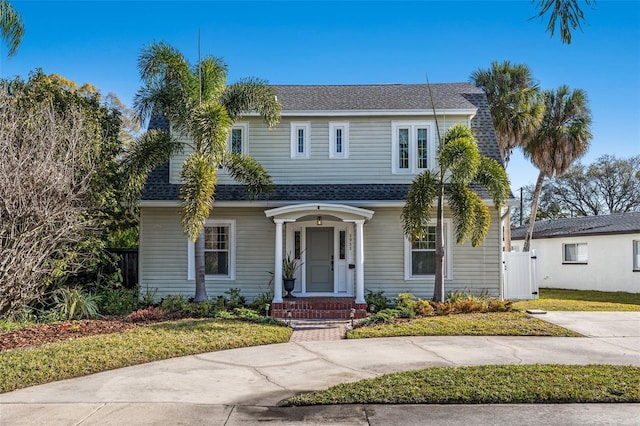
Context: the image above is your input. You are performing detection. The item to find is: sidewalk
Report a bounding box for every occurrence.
[2,313,640,425]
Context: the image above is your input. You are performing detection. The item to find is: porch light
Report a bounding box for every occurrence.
[317,216,322,226]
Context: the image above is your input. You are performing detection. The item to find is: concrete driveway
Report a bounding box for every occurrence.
[536,311,640,337]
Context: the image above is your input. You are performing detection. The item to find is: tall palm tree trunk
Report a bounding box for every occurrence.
[434,175,446,303]
[524,171,545,252]
[194,231,208,302]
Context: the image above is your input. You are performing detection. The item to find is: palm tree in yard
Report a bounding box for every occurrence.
[523,85,592,251]
[402,123,510,303]
[124,42,280,302]
[0,0,24,56]
[470,61,544,165]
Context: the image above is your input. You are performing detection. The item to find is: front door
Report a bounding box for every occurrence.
[306,228,334,292]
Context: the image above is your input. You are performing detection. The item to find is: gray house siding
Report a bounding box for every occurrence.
[140,206,502,302]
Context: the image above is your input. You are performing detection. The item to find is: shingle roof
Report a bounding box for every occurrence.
[511,212,640,239]
[272,83,481,111]
[143,83,503,202]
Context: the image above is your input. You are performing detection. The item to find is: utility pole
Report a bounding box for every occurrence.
[520,187,524,227]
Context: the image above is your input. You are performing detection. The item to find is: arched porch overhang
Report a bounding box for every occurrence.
[265,203,374,304]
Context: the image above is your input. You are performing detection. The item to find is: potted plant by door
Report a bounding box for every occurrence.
[282,253,302,298]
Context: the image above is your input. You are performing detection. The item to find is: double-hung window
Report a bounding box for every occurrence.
[329,122,349,158]
[290,122,311,159]
[228,123,248,155]
[563,242,587,264]
[187,220,236,280]
[405,220,452,280]
[633,240,640,271]
[392,121,434,173]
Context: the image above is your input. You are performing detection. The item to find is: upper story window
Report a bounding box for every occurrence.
[633,240,640,271]
[227,123,248,155]
[563,242,587,264]
[329,122,350,159]
[392,121,435,174]
[290,122,311,159]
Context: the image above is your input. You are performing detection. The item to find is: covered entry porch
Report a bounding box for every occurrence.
[265,203,374,311]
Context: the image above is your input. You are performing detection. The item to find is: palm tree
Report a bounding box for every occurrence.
[470,61,544,165]
[402,123,510,302]
[124,42,280,302]
[533,0,595,44]
[0,0,24,56]
[523,85,592,251]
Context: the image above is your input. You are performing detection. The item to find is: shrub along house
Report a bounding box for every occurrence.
[139,83,507,318]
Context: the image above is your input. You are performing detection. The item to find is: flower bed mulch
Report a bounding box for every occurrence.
[0,318,143,351]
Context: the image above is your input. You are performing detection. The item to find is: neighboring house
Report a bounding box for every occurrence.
[511,213,640,293]
[140,83,507,317]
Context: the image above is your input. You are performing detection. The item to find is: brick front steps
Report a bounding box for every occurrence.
[271,297,368,320]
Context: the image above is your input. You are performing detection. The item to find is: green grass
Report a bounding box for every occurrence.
[513,288,640,312]
[0,318,292,393]
[286,364,640,405]
[346,312,580,339]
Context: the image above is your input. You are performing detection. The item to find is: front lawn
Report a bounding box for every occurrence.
[286,364,640,405]
[0,318,292,393]
[346,312,580,339]
[513,288,640,312]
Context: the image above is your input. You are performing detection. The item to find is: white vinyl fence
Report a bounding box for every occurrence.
[503,250,539,300]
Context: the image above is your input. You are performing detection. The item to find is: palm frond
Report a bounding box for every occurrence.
[447,183,476,244]
[439,124,480,185]
[138,42,191,87]
[196,56,228,103]
[179,152,217,241]
[189,100,231,160]
[121,130,182,205]
[470,195,491,247]
[401,170,439,239]
[222,153,274,198]
[533,0,593,44]
[475,156,511,208]
[221,78,281,128]
[0,0,24,56]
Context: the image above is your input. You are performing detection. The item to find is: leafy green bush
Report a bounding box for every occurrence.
[357,307,415,327]
[224,288,246,309]
[365,290,390,312]
[233,307,287,326]
[395,293,417,312]
[250,291,274,314]
[160,295,189,313]
[139,286,158,308]
[487,299,514,312]
[98,288,138,315]
[53,287,101,320]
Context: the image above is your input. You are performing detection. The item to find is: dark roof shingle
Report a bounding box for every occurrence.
[511,212,640,239]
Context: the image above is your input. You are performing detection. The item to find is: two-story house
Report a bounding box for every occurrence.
[139,83,506,318]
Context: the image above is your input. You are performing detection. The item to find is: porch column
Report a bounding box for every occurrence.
[354,219,365,304]
[273,219,284,303]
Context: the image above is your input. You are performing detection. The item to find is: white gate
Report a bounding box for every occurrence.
[503,250,539,300]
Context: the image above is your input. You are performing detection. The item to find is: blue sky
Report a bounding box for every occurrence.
[3,1,639,190]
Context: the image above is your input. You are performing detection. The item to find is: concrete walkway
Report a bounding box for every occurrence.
[2,313,640,425]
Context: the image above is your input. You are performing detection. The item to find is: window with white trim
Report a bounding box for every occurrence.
[563,242,587,264]
[228,123,248,155]
[392,121,434,173]
[290,122,310,159]
[633,240,640,271]
[187,220,236,280]
[404,220,452,279]
[329,122,349,159]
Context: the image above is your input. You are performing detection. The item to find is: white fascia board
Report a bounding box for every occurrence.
[139,200,182,207]
[244,108,477,117]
